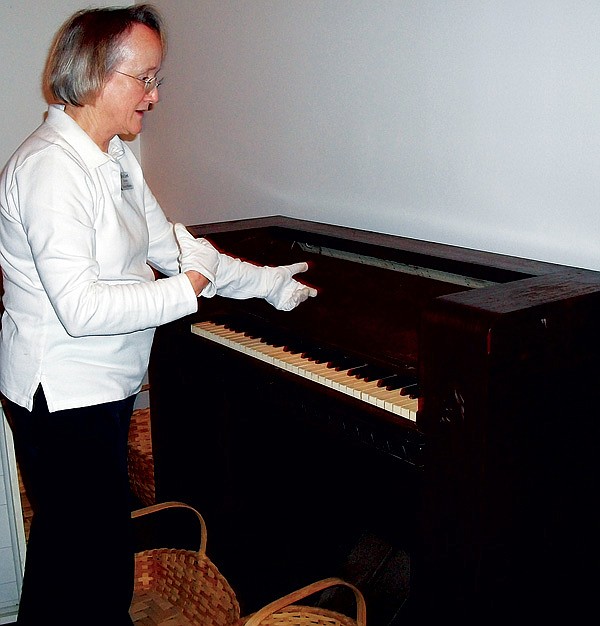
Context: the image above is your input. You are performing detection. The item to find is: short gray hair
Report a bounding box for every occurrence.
[43,4,166,106]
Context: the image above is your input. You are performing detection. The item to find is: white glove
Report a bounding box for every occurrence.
[262,263,318,311]
[213,256,318,311]
[174,223,219,294]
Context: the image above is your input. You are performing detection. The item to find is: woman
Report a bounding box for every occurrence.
[0,5,316,624]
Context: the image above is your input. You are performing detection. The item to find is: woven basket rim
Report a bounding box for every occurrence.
[240,577,366,626]
[131,502,241,625]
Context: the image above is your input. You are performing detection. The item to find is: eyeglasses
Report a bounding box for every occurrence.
[115,70,164,94]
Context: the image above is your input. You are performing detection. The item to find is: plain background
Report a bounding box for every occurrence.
[1,0,600,273]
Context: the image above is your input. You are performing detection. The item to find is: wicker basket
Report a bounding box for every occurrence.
[128,407,156,506]
[237,577,366,626]
[130,501,241,626]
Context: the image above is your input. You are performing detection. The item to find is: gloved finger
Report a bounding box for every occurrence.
[281,285,318,311]
[295,286,316,303]
[283,262,309,276]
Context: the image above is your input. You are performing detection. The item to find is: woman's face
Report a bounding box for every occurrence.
[95,23,163,141]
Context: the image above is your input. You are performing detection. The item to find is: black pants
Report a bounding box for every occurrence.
[3,387,136,625]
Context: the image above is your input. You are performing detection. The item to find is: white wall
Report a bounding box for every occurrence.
[3,2,599,270]
[141,0,600,271]
[0,0,137,170]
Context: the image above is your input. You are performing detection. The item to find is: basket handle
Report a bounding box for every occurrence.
[242,577,367,626]
[131,500,208,556]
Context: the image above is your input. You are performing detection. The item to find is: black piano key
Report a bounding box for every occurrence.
[377,373,413,388]
[315,349,352,369]
[375,373,405,386]
[400,383,419,398]
[221,317,264,337]
[330,355,370,371]
[353,365,397,382]
[301,346,351,365]
[245,325,286,347]
[383,374,418,391]
[284,338,318,354]
[346,363,370,376]
[244,330,262,339]
[262,331,288,347]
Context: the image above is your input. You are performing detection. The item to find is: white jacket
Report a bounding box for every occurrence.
[0,105,198,411]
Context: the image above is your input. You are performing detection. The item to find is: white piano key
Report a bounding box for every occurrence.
[191,321,417,421]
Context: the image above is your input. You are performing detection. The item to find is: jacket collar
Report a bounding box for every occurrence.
[45,104,125,168]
